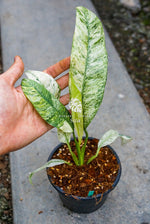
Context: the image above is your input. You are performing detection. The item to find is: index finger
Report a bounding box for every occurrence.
[43,57,70,78]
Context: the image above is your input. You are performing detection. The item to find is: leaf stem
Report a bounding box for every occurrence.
[73,131,82,165]
[80,129,88,165]
[66,135,79,166]
[87,154,97,165]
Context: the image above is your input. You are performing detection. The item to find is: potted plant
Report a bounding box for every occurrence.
[21,6,131,213]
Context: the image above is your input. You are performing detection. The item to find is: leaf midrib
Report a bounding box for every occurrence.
[33,82,59,112]
[81,9,90,126]
[25,79,70,124]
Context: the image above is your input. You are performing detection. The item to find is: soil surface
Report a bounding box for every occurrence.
[47,139,120,197]
[0,0,150,222]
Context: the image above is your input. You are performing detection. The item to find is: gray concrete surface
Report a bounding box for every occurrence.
[1,0,150,223]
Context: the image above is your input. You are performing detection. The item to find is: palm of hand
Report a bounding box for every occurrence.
[0,56,70,154]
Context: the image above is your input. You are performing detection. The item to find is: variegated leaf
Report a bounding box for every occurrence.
[98,130,132,149]
[29,159,71,184]
[69,81,83,144]
[119,134,133,144]
[21,79,73,132]
[25,70,60,98]
[69,6,108,137]
[87,129,132,164]
[98,130,119,149]
[57,129,72,143]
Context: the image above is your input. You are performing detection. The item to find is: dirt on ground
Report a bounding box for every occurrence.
[0,0,150,222]
[0,35,13,224]
[92,0,150,113]
[0,155,13,224]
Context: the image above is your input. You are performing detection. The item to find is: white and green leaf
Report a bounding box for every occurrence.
[87,129,132,164]
[25,70,60,98]
[69,6,108,141]
[29,159,71,184]
[98,130,119,149]
[21,79,73,131]
[119,134,133,144]
[57,129,72,143]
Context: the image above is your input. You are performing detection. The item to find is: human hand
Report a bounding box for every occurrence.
[0,56,70,155]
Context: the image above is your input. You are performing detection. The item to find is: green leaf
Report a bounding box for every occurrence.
[21,79,73,132]
[87,129,132,164]
[69,6,108,140]
[25,70,60,98]
[29,159,71,185]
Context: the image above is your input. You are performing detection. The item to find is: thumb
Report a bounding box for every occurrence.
[3,56,24,85]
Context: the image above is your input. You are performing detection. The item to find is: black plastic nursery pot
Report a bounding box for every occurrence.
[47,137,122,214]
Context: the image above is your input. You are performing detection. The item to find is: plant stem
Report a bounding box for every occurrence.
[73,131,82,166]
[80,129,88,165]
[65,134,79,166]
[87,154,97,165]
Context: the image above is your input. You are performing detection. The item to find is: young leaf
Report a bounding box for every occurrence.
[57,129,72,143]
[29,159,71,185]
[119,134,133,145]
[69,85,83,144]
[21,79,73,132]
[69,6,108,139]
[25,70,60,98]
[87,130,132,164]
[98,130,119,149]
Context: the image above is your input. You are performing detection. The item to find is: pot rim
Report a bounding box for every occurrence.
[47,137,122,200]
